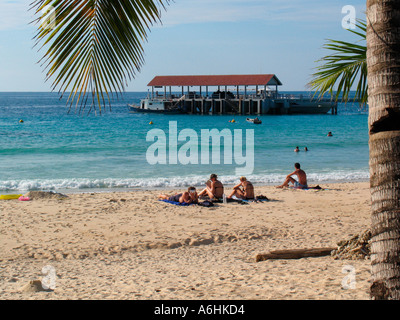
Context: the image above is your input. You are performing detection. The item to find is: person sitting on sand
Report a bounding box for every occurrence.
[198,174,224,200]
[276,163,308,189]
[159,186,199,204]
[228,176,255,200]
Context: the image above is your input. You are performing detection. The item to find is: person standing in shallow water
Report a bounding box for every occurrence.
[276,163,308,189]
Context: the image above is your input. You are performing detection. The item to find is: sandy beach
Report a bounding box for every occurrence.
[0,182,371,300]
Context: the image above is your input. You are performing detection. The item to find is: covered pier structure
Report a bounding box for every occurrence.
[146,74,337,115]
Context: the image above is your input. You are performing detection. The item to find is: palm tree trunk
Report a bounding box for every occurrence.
[367,0,400,300]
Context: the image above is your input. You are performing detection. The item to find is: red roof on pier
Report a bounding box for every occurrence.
[148,74,282,87]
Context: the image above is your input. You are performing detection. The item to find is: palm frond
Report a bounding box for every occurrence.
[309,20,367,105]
[31,0,170,114]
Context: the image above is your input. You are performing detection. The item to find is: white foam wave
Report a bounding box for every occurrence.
[0,170,370,192]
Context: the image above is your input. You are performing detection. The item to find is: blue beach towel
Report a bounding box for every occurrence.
[159,200,191,206]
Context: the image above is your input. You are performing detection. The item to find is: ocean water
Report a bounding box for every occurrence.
[0,92,369,193]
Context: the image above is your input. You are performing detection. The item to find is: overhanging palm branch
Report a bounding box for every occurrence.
[309,20,367,106]
[31,0,170,114]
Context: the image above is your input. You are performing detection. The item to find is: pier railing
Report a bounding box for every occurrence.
[149,91,337,103]
[150,92,279,101]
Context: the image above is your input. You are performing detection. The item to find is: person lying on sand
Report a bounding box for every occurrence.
[198,174,224,200]
[276,163,308,189]
[159,186,199,204]
[228,176,255,200]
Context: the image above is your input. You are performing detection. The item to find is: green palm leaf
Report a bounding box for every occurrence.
[309,20,367,105]
[31,0,170,114]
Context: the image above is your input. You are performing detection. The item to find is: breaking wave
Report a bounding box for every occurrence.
[0,170,369,192]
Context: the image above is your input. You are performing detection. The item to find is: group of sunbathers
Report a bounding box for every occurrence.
[159,163,308,205]
[158,174,255,205]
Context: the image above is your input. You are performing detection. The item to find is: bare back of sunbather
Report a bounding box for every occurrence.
[208,179,224,199]
[242,181,254,199]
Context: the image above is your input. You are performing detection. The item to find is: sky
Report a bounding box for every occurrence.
[0,0,366,92]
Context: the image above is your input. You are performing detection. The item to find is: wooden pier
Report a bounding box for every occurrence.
[144,75,338,115]
[162,95,338,115]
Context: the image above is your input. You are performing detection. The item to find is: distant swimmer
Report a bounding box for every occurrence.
[294,146,300,152]
[327,131,333,137]
[304,147,309,152]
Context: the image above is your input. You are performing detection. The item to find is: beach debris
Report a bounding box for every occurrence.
[255,247,336,262]
[331,229,371,260]
[21,280,53,293]
[24,191,68,200]
[256,230,372,262]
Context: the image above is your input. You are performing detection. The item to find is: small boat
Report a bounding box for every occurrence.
[128,104,183,114]
[128,98,185,114]
[288,101,333,114]
[246,117,262,124]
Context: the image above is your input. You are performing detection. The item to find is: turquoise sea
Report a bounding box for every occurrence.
[0,92,369,193]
